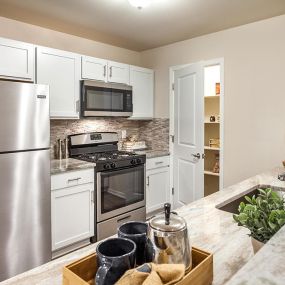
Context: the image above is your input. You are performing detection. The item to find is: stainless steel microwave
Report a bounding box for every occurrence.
[81,80,133,117]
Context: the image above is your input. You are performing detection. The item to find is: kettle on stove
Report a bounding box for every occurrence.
[148,203,192,272]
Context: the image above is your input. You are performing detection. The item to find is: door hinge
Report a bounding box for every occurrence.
[172,83,175,91]
[170,135,174,143]
[172,187,174,195]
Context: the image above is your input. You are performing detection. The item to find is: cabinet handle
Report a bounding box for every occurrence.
[155,161,163,165]
[76,100,80,113]
[103,65,106,77]
[147,176,150,186]
[91,191,94,203]
[109,66,112,78]
[67,177,81,183]
[117,215,131,223]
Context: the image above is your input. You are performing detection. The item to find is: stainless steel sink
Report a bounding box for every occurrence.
[216,185,285,215]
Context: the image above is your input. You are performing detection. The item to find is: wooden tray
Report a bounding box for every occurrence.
[63,247,213,285]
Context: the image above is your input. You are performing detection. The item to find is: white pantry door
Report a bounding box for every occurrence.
[173,63,204,208]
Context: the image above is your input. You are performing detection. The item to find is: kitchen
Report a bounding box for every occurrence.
[1,0,285,284]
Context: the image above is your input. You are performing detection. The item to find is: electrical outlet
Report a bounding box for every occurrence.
[121,130,127,139]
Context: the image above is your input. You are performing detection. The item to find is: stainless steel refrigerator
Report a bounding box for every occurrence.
[0,81,51,281]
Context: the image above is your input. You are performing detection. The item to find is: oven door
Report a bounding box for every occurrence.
[97,165,145,222]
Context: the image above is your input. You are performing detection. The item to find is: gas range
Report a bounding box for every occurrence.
[75,150,145,171]
[68,132,146,242]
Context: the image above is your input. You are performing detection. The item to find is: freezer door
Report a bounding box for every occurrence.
[0,149,51,282]
[0,81,50,152]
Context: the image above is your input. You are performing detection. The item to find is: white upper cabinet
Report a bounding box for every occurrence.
[0,37,34,81]
[107,61,130,84]
[81,56,107,82]
[36,47,81,119]
[130,66,154,119]
[81,57,130,85]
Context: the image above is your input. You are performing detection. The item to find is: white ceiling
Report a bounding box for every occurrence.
[0,0,285,51]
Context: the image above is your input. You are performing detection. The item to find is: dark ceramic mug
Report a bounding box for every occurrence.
[95,238,136,285]
[118,221,154,265]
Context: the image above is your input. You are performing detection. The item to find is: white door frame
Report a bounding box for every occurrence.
[169,58,224,207]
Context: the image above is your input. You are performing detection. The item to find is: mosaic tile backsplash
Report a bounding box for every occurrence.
[50,118,169,158]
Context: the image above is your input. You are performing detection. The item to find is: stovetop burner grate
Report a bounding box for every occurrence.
[76,151,137,163]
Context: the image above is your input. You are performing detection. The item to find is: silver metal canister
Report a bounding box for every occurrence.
[148,203,192,272]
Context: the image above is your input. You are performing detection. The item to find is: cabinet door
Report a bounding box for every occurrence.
[81,56,107,82]
[107,61,129,84]
[36,47,80,119]
[0,37,34,81]
[130,66,154,119]
[146,167,170,213]
[51,183,94,251]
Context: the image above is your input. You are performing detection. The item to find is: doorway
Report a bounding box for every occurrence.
[169,59,224,209]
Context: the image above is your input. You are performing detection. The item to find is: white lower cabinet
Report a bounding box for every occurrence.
[146,156,170,213]
[51,170,94,251]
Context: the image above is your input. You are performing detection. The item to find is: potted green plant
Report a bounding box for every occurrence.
[233,188,285,253]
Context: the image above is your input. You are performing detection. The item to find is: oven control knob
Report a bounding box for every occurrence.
[131,159,136,165]
[136,158,142,164]
[104,164,111,170]
[110,163,116,169]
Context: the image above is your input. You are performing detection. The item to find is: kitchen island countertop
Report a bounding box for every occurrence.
[2,167,285,285]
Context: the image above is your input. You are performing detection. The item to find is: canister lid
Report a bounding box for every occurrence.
[149,203,187,232]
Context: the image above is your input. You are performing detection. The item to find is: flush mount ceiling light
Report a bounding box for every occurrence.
[128,0,152,9]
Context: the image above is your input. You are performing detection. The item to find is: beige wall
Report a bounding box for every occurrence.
[0,16,141,65]
[1,14,285,188]
[141,15,285,187]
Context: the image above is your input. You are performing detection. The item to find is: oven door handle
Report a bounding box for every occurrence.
[117,215,132,223]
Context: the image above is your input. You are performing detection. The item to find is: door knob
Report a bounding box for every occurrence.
[191,153,201,159]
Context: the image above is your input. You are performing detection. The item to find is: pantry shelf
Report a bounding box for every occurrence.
[204,170,220,177]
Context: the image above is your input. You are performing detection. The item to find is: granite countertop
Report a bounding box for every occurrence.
[134,149,170,158]
[50,158,95,175]
[2,167,285,285]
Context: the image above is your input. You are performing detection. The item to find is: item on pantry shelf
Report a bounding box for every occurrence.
[116,262,185,285]
[209,138,220,148]
[95,238,136,285]
[118,221,154,266]
[148,203,192,272]
[62,247,213,285]
[212,154,220,173]
[215,82,220,95]
[209,116,215,122]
